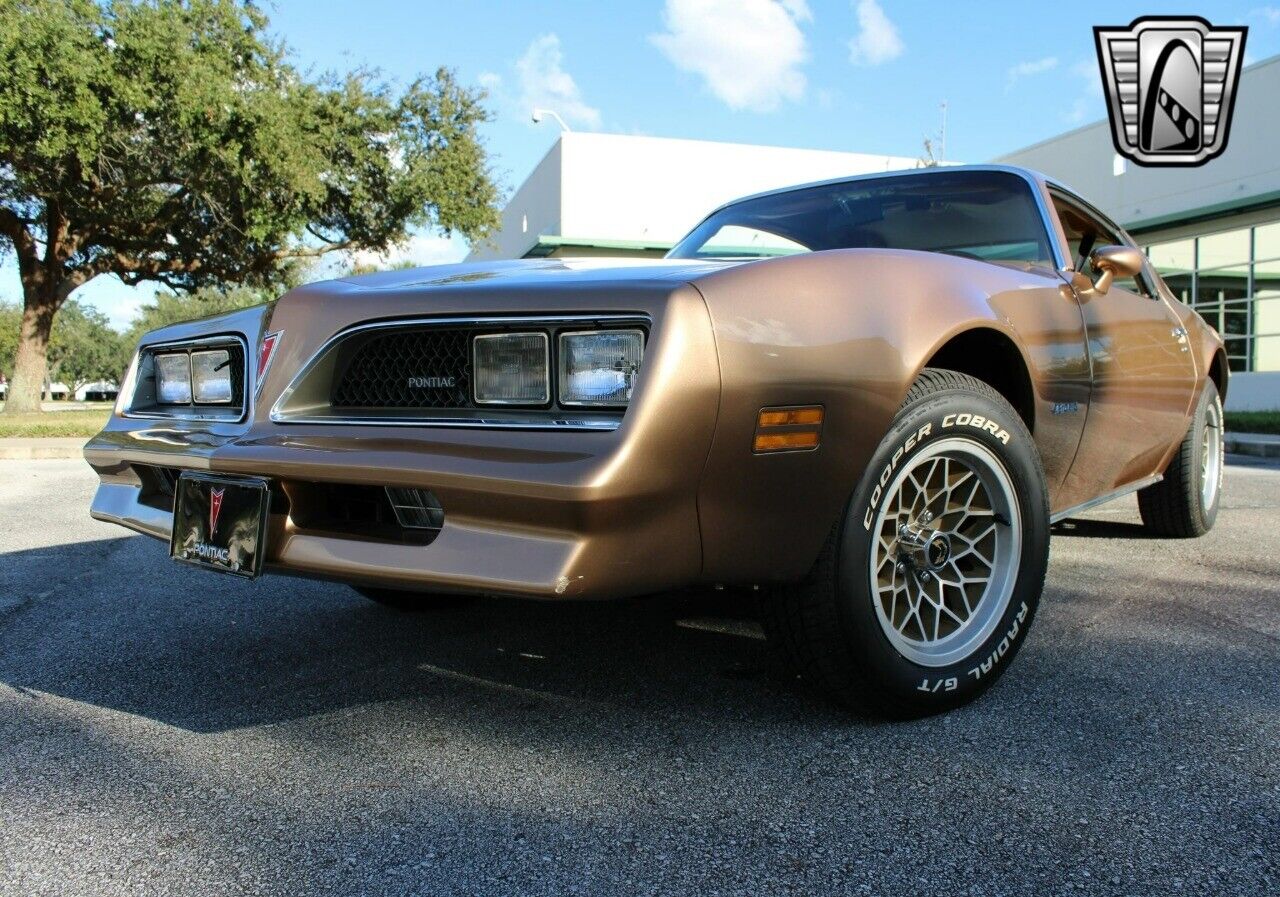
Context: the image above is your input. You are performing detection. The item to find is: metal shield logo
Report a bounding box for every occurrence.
[1094,16,1247,167]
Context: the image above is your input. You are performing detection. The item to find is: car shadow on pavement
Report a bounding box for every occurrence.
[0,535,835,734]
[1050,517,1158,539]
[6,532,1276,897]
[3,532,1277,743]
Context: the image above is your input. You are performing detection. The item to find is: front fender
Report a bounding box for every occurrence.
[689,249,1077,584]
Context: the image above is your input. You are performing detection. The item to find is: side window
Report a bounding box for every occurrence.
[1051,196,1152,297]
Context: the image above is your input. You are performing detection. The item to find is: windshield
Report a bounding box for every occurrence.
[667,170,1054,266]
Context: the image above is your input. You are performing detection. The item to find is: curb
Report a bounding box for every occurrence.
[1224,433,1280,459]
[0,438,89,461]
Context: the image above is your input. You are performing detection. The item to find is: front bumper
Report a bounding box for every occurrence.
[85,292,722,600]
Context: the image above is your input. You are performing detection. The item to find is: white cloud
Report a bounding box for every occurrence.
[847,0,903,67]
[1005,56,1058,91]
[480,35,601,129]
[1072,58,1103,93]
[1250,6,1280,25]
[651,0,812,113]
[46,273,158,333]
[1062,57,1105,124]
[1063,96,1093,125]
[514,34,601,129]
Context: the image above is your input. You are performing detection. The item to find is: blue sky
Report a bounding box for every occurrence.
[5,0,1276,329]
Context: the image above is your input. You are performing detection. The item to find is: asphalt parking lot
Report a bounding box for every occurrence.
[1,458,1277,896]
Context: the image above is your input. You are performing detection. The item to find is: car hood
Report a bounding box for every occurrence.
[334,257,746,292]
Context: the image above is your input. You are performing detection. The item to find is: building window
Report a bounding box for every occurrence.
[1256,223,1280,374]
[1148,218,1280,374]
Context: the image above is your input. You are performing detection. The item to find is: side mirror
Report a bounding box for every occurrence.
[1088,245,1144,294]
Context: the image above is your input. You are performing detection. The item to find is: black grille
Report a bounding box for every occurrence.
[331,328,473,409]
[285,481,439,546]
[135,464,179,511]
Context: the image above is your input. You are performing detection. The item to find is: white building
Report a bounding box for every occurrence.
[466,132,918,261]
[0,380,69,401]
[0,379,117,401]
[74,380,119,402]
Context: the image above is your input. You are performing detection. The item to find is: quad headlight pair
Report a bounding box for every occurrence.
[473,329,644,407]
[155,348,235,405]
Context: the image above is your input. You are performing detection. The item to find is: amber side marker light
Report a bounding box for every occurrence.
[754,405,824,453]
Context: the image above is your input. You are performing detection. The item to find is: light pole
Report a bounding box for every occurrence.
[531,108,572,132]
[939,101,948,163]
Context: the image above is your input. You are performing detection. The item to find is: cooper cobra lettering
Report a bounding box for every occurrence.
[863,423,932,530]
[942,412,1011,444]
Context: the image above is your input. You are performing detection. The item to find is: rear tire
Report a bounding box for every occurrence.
[762,368,1050,718]
[354,587,476,611]
[1137,381,1223,538]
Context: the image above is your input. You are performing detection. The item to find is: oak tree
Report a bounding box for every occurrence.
[0,0,499,412]
[46,300,130,394]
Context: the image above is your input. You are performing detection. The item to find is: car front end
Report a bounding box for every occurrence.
[84,261,723,599]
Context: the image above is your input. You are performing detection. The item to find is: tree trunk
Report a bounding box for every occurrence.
[4,293,57,414]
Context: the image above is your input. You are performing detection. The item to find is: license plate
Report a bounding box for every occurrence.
[170,473,270,578]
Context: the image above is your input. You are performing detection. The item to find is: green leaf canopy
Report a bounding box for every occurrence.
[0,0,501,411]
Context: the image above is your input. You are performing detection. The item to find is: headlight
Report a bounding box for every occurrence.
[472,332,550,404]
[155,353,192,404]
[558,330,644,406]
[191,349,233,403]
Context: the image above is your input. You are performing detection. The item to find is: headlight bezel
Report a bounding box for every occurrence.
[468,326,647,410]
[121,334,249,423]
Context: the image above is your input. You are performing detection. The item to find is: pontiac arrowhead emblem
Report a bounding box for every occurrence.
[209,487,225,537]
[1094,16,1247,167]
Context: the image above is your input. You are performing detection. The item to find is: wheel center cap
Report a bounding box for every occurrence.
[926,534,952,569]
[897,523,952,572]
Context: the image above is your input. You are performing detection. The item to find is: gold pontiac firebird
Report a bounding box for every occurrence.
[86,166,1227,716]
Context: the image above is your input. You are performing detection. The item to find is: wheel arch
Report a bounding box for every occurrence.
[918,326,1037,433]
[1208,348,1228,404]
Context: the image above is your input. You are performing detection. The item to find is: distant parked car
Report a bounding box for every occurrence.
[85,166,1226,716]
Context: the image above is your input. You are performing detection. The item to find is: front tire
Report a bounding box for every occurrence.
[1137,381,1223,538]
[762,369,1050,717]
